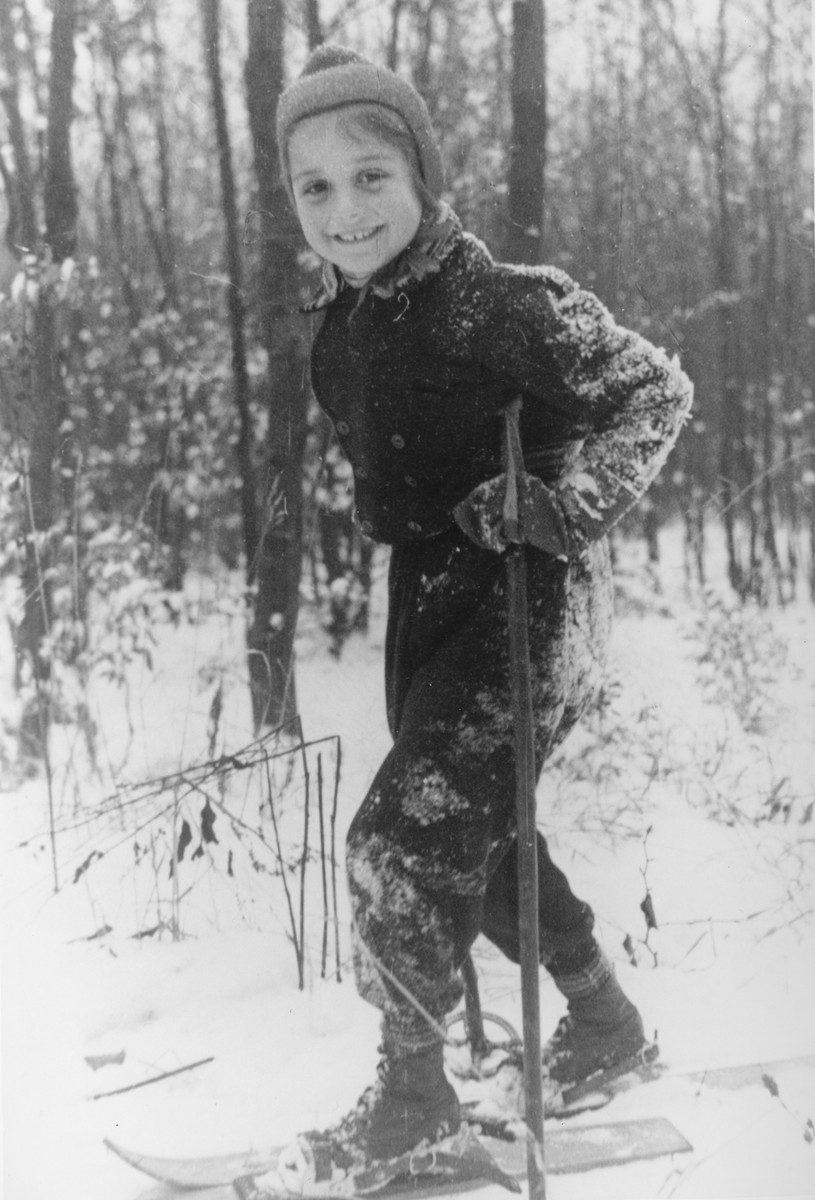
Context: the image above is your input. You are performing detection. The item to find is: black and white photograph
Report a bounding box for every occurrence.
[1,2,813,1198]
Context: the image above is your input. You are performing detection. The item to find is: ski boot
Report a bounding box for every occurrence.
[543,945,654,1108]
[280,1036,461,1190]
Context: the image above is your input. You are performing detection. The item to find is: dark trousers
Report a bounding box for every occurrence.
[347,528,612,1047]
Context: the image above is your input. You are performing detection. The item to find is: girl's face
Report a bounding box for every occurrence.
[288,110,423,286]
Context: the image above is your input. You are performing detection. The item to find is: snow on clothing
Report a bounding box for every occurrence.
[307,216,693,1050]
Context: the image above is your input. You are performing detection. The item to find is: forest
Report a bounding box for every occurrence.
[0,0,813,757]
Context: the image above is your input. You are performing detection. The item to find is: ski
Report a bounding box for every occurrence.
[243,1126,521,1196]
[459,1045,815,1133]
[453,1037,661,1130]
[104,1055,815,1195]
[105,1115,692,1195]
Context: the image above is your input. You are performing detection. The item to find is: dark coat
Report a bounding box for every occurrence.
[310,225,692,550]
[306,223,693,1041]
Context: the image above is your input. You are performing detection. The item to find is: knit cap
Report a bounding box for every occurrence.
[276,45,444,200]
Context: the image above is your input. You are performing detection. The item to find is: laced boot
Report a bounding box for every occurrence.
[314,1038,461,1170]
[543,945,647,1091]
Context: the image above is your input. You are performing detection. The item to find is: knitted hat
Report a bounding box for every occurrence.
[276,45,444,200]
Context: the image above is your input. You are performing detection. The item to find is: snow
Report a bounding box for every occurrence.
[2,530,814,1200]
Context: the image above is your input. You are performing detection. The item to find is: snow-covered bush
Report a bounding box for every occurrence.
[689,590,792,736]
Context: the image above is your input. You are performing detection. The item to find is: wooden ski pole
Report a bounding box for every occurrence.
[503,398,546,1199]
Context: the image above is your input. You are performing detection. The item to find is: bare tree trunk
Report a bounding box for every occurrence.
[710,0,747,597]
[19,0,48,131]
[93,82,141,324]
[643,497,660,566]
[412,0,440,100]
[684,495,706,589]
[305,0,323,49]
[147,0,180,311]
[755,0,784,603]
[31,0,75,537]
[43,0,78,263]
[200,0,260,590]
[244,0,310,729]
[0,0,39,251]
[506,0,546,264]
[387,0,405,69]
[14,0,77,763]
[104,23,178,311]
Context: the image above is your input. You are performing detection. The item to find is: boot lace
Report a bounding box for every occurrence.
[320,1049,392,1168]
[541,1014,575,1075]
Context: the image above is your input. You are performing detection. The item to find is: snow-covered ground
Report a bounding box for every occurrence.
[1,530,814,1200]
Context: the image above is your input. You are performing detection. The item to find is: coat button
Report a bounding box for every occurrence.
[390,434,406,449]
[356,467,368,480]
[404,475,417,488]
[359,520,373,535]
[407,521,422,533]
[336,420,350,436]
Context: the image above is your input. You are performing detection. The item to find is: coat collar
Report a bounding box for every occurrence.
[303,203,461,312]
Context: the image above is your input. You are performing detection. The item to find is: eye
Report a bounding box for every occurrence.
[359,170,386,188]
[300,179,329,199]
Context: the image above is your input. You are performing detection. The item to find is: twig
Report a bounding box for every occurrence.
[317,752,329,979]
[713,447,815,519]
[265,759,301,984]
[639,825,659,965]
[90,1056,214,1100]
[170,782,182,939]
[298,721,310,992]
[104,728,340,805]
[761,1072,815,1143]
[757,907,815,942]
[22,456,59,893]
[331,736,342,982]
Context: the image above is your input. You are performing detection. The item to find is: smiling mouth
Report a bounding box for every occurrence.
[333,226,383,245]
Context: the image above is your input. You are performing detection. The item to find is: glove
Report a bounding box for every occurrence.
[453,472,570,559]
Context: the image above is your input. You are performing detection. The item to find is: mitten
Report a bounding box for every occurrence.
[453,473,570,559]
[556,463,639,555]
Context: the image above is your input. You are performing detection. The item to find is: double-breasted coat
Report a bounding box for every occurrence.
[307,219,692,1048]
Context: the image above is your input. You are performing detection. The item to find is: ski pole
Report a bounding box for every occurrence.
[502,398,546,1200]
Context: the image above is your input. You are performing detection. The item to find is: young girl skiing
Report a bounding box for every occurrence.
[276,44,692,1176]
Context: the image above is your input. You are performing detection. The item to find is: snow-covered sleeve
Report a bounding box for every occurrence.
[446,244,693,555]
[548,285,694,552]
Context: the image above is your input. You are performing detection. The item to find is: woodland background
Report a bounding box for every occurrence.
[0,0,813,771]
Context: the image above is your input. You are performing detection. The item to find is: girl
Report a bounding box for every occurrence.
[276,44,692,1172]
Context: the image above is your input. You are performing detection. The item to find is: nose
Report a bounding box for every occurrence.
[329,185,366,228]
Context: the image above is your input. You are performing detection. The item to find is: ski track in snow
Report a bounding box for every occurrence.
[1,531,814,1200]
